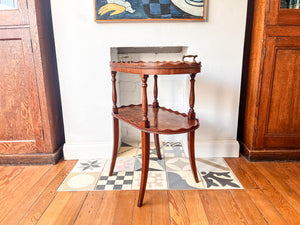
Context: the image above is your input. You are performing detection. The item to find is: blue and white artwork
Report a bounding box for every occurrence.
[95,0,207,21]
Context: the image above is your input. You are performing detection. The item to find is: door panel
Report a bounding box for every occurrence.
[267,49,300,134]
[257,37,300,148]
[0,38,35,140]
[0,28,44,154]
[0,0,29,26]
[268,0,300,25]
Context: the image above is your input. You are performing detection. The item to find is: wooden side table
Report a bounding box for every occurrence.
[109,56,201,207]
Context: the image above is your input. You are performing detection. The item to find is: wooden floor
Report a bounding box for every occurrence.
[0,156,299,225]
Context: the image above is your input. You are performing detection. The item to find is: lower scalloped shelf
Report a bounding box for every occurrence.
[113,104,199,134]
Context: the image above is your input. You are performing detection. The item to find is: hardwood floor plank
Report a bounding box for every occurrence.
[284,163,300,178]
[225,157,258,189]
[230,189,268,225]
[0,158,299,225]
[0,165,50,222]
[74,192,105,225]
[246,189,288,225]
[152,190,171,225]
[216,190,248,225]
[255,162,300,214]
[168,190,190,225]
[36,191,87,225]
[199,190,229,225]
[0,166,24,190]
[94,191,120,225]
[18,160,77,225]
[268,163,300,196]
[132,191,152,225]
[1,160,68,225]
[183,190,209,225]
[113,190,136,225]
[239,157,300,225]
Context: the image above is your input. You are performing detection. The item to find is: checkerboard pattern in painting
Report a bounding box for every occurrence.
[142,0,182,19]
[57,142,243,191]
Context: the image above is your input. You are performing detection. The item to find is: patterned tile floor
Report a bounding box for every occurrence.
[58,142,243,191]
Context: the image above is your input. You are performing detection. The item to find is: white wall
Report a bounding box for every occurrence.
[51,0,247,159]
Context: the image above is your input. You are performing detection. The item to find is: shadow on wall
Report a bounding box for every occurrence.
[191,74,239,141]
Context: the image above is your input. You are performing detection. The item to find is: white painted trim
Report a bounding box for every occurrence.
[182,139,240,158]
[63,142,113,160]
[64,139,239,160]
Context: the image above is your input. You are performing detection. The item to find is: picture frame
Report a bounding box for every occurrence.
[94,0,207,22]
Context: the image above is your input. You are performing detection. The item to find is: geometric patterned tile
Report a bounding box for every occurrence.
[196,157,230,172]
[118,142,138,158]
[57,142,243,192]
[137,145,164,158]
[132,171,167,190]
[165,157,191,171]
[58,172,100,191]
[95,171,133,190]
[71,159,106,173]
[199,170,243,189]
[163,142,185,157]
[167,171,204,189]
[138,141,163,149]
[103,157,136,172]
[134,157,165,171]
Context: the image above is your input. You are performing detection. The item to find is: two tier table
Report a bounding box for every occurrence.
[109,56,201,207]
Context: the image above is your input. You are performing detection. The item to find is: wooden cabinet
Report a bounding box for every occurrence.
[0,0,64,164]
[239,0,300,160]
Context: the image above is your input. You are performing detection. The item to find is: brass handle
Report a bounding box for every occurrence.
[119,55,132,63]
[182,55,198,63]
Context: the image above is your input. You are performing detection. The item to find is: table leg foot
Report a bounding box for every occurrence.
[137,131,150,207]
[154,134,162,160]
[188,131,199,183]
[109,118,119,176]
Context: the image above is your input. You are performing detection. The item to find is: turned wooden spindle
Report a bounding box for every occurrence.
[111,71,118,114]
[188,73,196,119]
[153,75,159,108]
[141,74,150,128]
[152,75,162,159]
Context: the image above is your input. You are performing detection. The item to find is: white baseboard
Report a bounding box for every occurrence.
[63,139,239,160]
[182,139,240,158]
[63,142,114,160]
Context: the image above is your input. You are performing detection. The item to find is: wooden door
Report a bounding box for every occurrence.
[268,0,300,25]
[0,28,45,154]
[256,37,300,149]
[0,0,29,26]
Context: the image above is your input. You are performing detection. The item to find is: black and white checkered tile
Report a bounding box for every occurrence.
[96,171,134,190]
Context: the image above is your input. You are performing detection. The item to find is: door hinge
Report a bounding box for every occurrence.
[268,0,270,13]
[26,0,28,8]
[263,46,266,59]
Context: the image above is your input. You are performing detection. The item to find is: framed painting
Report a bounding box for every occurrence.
[94,0,207,22]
